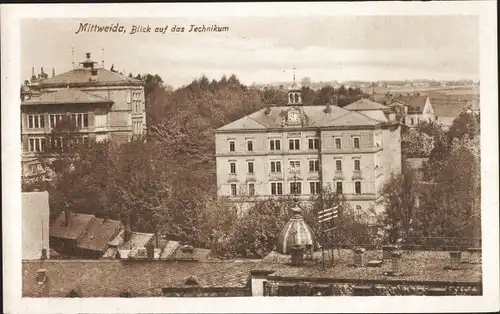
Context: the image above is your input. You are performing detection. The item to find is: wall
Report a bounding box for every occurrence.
[22,192,50,260]
[263,280,481,296]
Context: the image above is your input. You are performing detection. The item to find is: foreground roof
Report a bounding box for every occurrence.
[50,211,94,240]
[217,105,381,131]
[76,218,122,252]
[38,68,143,87]
[23,260,258,297]
[22,88,112,105]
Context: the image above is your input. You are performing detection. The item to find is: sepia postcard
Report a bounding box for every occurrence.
[2,2,499,313]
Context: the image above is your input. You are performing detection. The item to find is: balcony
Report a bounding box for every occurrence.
[352,170,363,180]
[333,171,343,179]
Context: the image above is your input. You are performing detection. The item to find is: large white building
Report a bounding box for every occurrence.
[214,83,402,220]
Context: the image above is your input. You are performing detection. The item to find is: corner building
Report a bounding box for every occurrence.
[215,84,402,220]
[21,53,146,181]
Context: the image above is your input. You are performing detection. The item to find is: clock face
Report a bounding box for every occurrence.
[288,111,300,123]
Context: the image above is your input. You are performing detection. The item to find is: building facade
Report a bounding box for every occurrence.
[215,84,402,218]
[389,95,435,127]
[21,52,146,181]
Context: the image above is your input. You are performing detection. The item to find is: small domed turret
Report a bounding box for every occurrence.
[277,198,315,254]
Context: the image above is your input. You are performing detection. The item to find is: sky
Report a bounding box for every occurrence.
[21,16,479,88]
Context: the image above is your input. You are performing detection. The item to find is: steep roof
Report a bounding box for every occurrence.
[76,218,122,252]
[38,68,142,87]
[343,98,390,111]
[217,105,381,131]
[392,95,428,113]
[50,212,95,240]
[23,260,258,297]
[22,191,50,260]
[22,88,112,105]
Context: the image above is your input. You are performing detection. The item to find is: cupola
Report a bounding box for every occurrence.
[277,197,315,254]
[287,66,302,105]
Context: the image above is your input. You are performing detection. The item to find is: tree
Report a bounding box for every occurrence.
[228,197,292,258]
[377,164,419,244]
[402,129,434,158]
[448,110,480,141]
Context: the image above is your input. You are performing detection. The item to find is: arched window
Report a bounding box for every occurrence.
[294,93,299,102]
[289,94,294,103]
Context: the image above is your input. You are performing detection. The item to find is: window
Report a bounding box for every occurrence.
[410,118,415,125]
[69,113,89,128]
[247,161,254,174]
[336,182,343,194]
[270,161,281,173]
[229,162,236,174]
[248,183,255,196]
[353,137,360,149]
[247,140,253,151]
[335,160,342,172]
[402,117,406,125]
[270,139,281,151]
[334,138,342,149]
[309,182,321,195]
[271,182,283,195]
[49,114,63,128]
[229,141,235,152]
[230,184,237,196]
[289,139,300,150]
[132,91,142,113]
[308,138,319,150]
[28,138,45,152]
[355,181,361,194]
[27,115,44,129]
[290,182,302,195]
[289,160,300,173]
[354,159,360,171]
[309,160,319,172]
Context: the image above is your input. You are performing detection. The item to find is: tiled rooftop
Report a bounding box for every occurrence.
[38,68,142,87]
[217,105,383,131]
[50,211,94,240]
[76,218,122,252]
[22,88,112,105]
[23,260,258,297]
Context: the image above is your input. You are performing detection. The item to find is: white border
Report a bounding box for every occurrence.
[2,2,498,313]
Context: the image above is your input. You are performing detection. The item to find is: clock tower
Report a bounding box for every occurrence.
[287,66,302,106]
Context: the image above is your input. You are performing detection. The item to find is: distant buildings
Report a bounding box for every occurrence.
[21,52,146,182]
[22,191,50,260]
[214,81,402,218]
[390,95,435,127]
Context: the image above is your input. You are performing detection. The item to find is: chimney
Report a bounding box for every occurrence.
[264,106,271,115]
[41,248,48,260]
[181,244,194,254]
[124,229,132,243]
[86,52,91,61]
[64,210,70,227]
[389,251,403,275]
[37,269,47,285]
[52,68,55,77]
[324,102,331,113]
[447,251,462,270]
[290,244,305,266]
[90,68,98,81]
[146,243,155,259]
[353,247,366,267]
